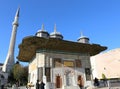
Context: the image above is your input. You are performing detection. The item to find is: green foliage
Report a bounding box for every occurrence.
[13,63,24,81]
[8,70,16,85]
[21,66,28,85]
[8,61,28,85]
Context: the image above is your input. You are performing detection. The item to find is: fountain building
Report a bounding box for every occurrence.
[17,25,107,89]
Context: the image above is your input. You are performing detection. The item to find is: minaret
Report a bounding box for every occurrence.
[2,8,20,73]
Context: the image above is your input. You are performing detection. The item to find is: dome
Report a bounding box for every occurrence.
[77,32,89,44]
[50,24,63,39]
[35,24,49,38]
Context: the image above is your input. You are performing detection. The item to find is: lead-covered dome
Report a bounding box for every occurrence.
[50,24,63,39]
[35,24,49,38]
[77,32,89,44]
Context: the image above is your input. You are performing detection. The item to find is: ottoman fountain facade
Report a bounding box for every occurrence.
[17,24,107,89]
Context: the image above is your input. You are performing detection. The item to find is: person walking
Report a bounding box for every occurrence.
[94,77,99,87]
[77,76,84,89]
[40,81,45,89]
[36,80,40,89]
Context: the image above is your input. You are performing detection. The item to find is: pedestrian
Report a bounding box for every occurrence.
[78,80,83,89]
[1,84,4,89]
[77,76,84,89]
[36,80,39,89]
[40,81,45,89]
[94,77,99,87]
[103,78,108,87]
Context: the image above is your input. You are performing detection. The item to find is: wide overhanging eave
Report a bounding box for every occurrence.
[17,36,107,62]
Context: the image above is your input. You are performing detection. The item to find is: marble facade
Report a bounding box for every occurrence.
[29,51,91,89]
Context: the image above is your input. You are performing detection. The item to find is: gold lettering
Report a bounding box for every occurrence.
[64,61,74,67]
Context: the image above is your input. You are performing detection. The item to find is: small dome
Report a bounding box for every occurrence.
[35,24,49,38]
[77,32,89,44]
[50,24,63,39]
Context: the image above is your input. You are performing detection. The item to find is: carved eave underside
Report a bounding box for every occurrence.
[17,36,107,62]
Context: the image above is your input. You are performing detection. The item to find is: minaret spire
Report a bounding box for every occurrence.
[16,7,20,17]
[13,7,20,26]
[2,8,20,73]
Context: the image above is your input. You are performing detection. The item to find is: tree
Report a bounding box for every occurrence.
[8,70,16,85]
[8,61,28,86]
[21,66,28,85]
[12,61,28,86]
[12,62,24,86]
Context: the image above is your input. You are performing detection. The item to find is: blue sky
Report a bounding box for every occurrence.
[0,0,120,65]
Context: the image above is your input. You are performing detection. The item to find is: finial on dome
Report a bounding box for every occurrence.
[77,32,89,44]
[35,24,49,38]
[41,24,45,31]
[80,32,83,37]
[54,24,57,33]
[50,24,63,39]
